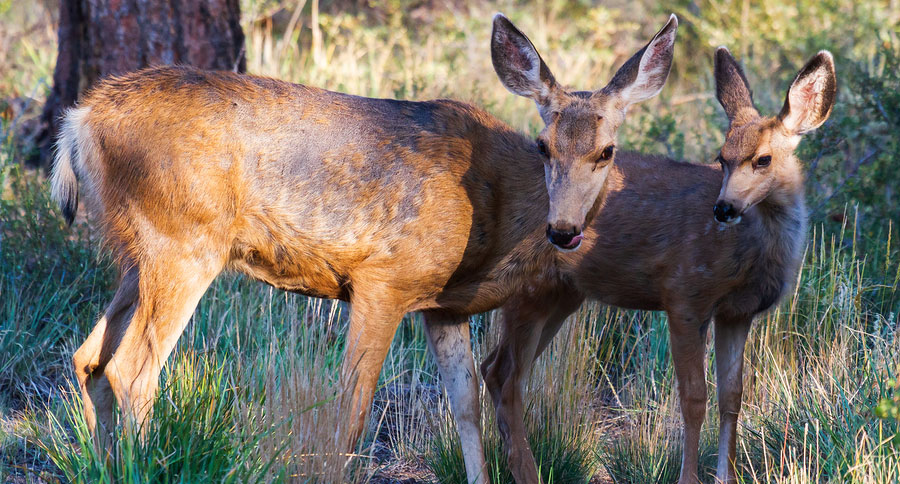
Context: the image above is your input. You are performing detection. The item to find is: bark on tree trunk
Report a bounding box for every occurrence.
[34,0,245,167]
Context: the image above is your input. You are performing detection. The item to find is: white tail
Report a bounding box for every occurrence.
[50,106,93,225]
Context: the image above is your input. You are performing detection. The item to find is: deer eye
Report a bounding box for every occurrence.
[597,145,615,162]
[537,139,550,158]
[756,155,772,167]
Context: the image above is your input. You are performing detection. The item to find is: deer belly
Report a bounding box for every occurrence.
[228,238,353,300]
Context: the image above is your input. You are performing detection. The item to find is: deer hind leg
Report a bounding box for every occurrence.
[713,312,752,484]
[341,282,407,448]
[73,266,140,445]
[667,311,712,484]
[481,288,583,484]
[423,312,488,484]
[78,253,222,444]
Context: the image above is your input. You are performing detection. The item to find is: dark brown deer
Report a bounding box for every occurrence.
[50,14,678,484]
[481,48,836,484]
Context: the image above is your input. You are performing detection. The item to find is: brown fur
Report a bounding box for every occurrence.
[481,48,836,484]
[61,66,571,307]
[52,15,679,484]
[55,64,552,430]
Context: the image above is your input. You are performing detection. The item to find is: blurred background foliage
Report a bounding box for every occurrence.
[5,0,897,242]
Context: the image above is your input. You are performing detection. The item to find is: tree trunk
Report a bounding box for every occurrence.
[34,0,245,167]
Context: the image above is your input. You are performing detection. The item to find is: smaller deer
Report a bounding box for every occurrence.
[481,48,836,484]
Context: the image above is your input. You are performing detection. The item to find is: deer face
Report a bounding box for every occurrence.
[492,13,678,251]
[713,48,836,225]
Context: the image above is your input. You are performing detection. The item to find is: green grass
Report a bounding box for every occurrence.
[40,354,274,484]
[601,423,718,484]
[2,1,900,482]
[0,165,114,415]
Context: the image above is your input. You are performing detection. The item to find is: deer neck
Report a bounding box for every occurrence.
[753,160,808,280]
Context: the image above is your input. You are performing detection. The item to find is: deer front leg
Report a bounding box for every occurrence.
[341,284,407,449]
[482,301,542,484]
[713,312,752,483]
[481,288,583,484]
[424,312,488,484]
[668,311,711,484]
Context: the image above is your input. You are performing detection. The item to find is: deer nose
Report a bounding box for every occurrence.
[714,201,738,223]
[546,224,584,250]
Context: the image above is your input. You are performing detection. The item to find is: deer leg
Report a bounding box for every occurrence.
[97,256,221,436]
[341,285,406,448]
[481,288,582,484]
[72,266,139,448]
[668,312,711,484]
[483,298,542,484]
[713,313,752,483]
[423,312,488,484]
[532,296,582,362]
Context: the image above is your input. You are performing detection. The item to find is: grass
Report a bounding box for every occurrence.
[428,419,594,484]
[2,0,900,483]
[41,354,273,484]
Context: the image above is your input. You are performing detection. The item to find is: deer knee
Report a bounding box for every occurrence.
[718,399,743,429]
[479,352,493,382]
[72,345,100,387]
[72,349,90,379]
[680,391,707,422]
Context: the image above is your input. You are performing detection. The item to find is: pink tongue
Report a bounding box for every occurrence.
[564,233,584,249]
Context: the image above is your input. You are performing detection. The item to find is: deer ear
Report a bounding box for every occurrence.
[778,51,837,134]
[715,46,758,125]
[491,13,557,105]
[602,14,678,107]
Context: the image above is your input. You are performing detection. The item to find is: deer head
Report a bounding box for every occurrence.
[713,47,836,224]
[492,13,678,250]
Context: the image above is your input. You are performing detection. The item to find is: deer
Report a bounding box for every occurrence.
[49,13,678,484]
[480,48,836,484]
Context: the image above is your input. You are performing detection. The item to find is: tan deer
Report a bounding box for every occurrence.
[481,48,836,484]
[50,14,678,484]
